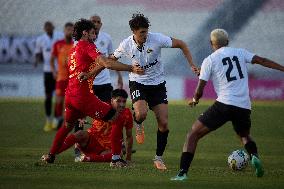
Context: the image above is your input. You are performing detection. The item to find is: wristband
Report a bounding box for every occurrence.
[192,97,198,103]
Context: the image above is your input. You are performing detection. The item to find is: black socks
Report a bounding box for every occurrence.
[244,141,258,159]
[179,152,194,174]
[156,130,169,156]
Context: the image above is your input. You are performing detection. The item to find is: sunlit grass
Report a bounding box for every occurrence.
[0,98,283,189]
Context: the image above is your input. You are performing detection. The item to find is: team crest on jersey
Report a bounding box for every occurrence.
[99,41,105,46]
[146,48,153,53]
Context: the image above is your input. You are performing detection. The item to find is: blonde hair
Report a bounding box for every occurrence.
[210,29,229,46]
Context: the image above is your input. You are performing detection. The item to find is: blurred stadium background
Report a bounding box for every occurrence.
[0,0,283,99]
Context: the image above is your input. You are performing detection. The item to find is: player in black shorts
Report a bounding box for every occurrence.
[111,13,199,170]
[129,81,168,110]
[198,101,251,134]
[172,28,284,180]
[35,21,62,132]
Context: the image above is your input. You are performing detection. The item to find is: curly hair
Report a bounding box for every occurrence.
[73,18,95,41]
[129,13,150,31]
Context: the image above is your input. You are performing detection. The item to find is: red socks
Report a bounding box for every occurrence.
[49,122,74,155]
[110,123,123,156]
[57,134,77,154]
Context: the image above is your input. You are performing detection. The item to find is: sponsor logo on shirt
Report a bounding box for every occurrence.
[146,48,153,53]
[99,41,105,47]
[141,59,158,69]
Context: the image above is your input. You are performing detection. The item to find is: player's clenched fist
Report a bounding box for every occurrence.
[131,64,145,75]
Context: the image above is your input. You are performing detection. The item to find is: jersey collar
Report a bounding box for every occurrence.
[132,35,146,52]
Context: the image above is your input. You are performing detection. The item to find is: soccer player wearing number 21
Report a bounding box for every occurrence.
[171,29,284,181]
[111,13,199,170]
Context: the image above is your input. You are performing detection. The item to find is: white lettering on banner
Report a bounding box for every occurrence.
[185,78,284,100]
[0,36,37,64]
[0,73,186,99]
[0,81,19,91]
[250,87,283,99]
[0,74,44,97]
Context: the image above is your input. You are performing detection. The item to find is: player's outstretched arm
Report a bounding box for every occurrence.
[78,57,144,82]
[77,63,105,82]
[90,61,106,77]
[97,55,144,75]
[125,128,133,162]
[109,54,118,61]
[189,79,207,107]
[252,55,284,72]
[171,38,200,76]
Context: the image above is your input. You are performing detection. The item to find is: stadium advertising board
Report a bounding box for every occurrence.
[184,79,284,100]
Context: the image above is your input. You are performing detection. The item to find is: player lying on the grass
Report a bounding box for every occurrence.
[43,89,133,167]
[171,28,284,181]
[41,18,144,165]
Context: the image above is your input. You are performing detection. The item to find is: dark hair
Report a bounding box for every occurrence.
[64,22,74,28]
[111,89,128,99]
[44,21,53,28]
[129,13,150,31]
[73,18,95,41]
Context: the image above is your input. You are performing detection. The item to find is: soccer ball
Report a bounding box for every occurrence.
[228,150,249,170]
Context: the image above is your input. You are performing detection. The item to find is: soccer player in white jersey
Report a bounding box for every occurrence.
[91,15,123,102]
[111,13,199,170]
[35,21,63,132]
[171,29,284,180]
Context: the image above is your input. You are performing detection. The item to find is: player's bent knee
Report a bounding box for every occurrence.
[158,120,168,131]
[158,117,168,126]
[135,111,147,122]
[186,131,199,143]
[189,124,208,140]
[159,127,169,133]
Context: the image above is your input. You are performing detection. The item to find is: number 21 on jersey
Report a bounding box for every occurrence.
[222,56,244,82]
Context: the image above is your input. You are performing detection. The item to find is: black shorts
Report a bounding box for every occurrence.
[44,72,55,94]
[93,83,113,103]
[198,101,251,136]
[129,81,168,109]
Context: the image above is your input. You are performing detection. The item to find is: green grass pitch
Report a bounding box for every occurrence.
[0,98,283,189]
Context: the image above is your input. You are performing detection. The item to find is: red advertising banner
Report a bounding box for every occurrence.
[184,79,284,100]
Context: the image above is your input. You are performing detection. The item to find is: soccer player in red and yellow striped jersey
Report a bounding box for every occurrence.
[50,22,74,129]
[48,89,134,166]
